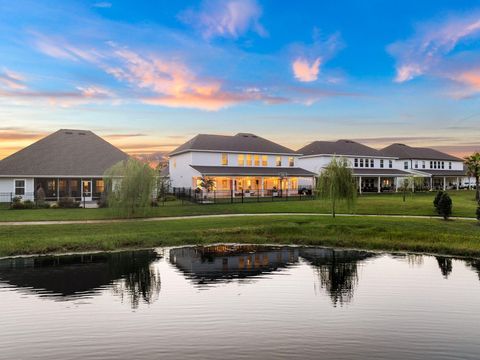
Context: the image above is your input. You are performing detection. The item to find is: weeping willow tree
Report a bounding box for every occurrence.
[316,157,357,218]
[104,158,155,218]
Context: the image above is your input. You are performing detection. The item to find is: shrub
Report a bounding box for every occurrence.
[437,193,452,220]
[22,200,35,209]
[433,190,444,213]
[57,197,80,209]
[476,205,480,221]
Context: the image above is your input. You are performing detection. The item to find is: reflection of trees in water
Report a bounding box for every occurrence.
[466,259,480,281]
[406,254,424,267]
[0,250,161,309]
[436,257,453,278]
[300,248,376,307]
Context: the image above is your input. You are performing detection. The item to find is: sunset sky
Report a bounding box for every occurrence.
[1,0,480,159]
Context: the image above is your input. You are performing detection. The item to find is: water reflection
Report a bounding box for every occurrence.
[0,250,161,308]
[300,248,377,306]
[169,244,298,286]
[436,257,453,278]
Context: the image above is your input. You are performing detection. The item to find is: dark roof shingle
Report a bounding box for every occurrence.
[381,143,462,161]
[0,129,129,177]
[298,140,388,157]
[170,133,296,155]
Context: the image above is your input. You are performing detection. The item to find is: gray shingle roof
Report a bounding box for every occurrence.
[415,169,467,177]
[190,165,315,176]
[0,129,129,177]
[298,140,389,157]
[170,133,296,156]
[381,143,462,161]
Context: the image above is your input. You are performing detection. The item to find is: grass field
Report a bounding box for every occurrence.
[0,190,478,222]
[0,215,479,258]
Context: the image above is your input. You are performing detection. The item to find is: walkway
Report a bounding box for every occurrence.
[0,212,476,226]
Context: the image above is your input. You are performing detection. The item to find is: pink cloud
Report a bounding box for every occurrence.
[292,57,322,82]
[33,33,102,63]
[0,69,27,90]
[179,0,267,39]
[388,12,480,83]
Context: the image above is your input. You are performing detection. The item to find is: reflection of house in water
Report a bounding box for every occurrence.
[169,245,298,285]
[0,250,161,308]
[299,247,377,306]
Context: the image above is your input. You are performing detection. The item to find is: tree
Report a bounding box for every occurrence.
[398,176,424,202]
[198,176,215,192]
[104,158,155,218]
[437,192,452,220]
[433,190,444,213]
[316,157,356,218]
[464,152,480,201]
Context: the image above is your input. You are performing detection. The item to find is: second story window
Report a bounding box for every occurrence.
[449,162,452,169]
[430,161,433,168]
[288,157,294,167]
[221,153,228,166]
[246,154,252,166]
[238,154,245,166]
[360,159,364,167]
[380,159,384,168]
[262,155,268,166]
[276,156,282,167]
[422,161,426,169]
[404,161,408,170]
[354,158,358,167]
[370,159,374,167]
[365,159,369,168]
[389,160,393,168]
[254,155,260,166]
[441,161,445,169]
[415,161,418,169]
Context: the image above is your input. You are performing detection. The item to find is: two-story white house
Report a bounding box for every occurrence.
[168,133,315,196]
[381,143,467,190]
[297,139,411,193]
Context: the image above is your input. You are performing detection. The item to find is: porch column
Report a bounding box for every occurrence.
[377,176,381,193]
[57,178,60,202]
[261,177,264,197]
[287,177,291,196]
[232,177,236,197]
[430,177,433,191]
[456,177,460,190]
[443,176,446,191]
[358,176,362,194]
[395,177,399,192]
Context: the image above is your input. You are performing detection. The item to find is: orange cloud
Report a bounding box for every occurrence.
[292,57,321,82]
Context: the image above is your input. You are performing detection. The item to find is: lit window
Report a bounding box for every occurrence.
[354,158,358,167]
[246,154,252,166]
[276,156,282,166]
[380,159,384,168]
[238,154,245,166]
[262,155,268,166]
[221,153,228,166]
[96,180,105,193]
[288,157,294,167]
[14,179,25,196]
[254,155,260,166]
[389,160,393,168]
[404,161,408,170]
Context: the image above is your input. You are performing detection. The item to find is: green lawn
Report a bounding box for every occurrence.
[0,190,478,222]
[0,215,479,258]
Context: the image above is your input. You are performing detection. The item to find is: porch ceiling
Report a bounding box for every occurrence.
[190,165,315,177]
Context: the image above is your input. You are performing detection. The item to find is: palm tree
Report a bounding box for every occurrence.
[198,176,215,193]
[464,152,480,201]
[316,157,357,218]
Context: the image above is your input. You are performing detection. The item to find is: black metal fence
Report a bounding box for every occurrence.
[172,188,315,204]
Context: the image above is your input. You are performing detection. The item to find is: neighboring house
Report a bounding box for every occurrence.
[168,133,315,196]
[0,129,129,202]
[297,139,410,193]
[381,143,467,190]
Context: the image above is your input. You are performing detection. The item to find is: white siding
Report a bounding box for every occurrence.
[0,178,35,201]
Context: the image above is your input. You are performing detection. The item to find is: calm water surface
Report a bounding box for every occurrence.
[1,245,480,360]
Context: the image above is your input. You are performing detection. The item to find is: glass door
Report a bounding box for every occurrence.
[82,180,92,201]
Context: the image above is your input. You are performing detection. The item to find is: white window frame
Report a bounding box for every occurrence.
[14,179,26,196]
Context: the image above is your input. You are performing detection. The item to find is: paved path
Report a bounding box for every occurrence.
[0,212,476,226]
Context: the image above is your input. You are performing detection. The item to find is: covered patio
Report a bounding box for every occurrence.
[419,170,468,191]
[189,165,316,197]
[353,169,412,193]
[34,178,105,202]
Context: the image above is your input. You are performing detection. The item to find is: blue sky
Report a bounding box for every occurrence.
[1,0,480,157]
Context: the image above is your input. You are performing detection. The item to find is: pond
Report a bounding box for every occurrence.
[1,245,480,360]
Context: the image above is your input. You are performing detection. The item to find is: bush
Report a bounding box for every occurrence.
[10,196,35,210]
[433,190,444,213]
[57,197,80,209]
[437,192,452,220]
[476,206,480,221]
[22,200,35,209]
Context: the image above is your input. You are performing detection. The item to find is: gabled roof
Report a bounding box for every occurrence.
[381,143,462,161]
[170,133,296,156]
[298,139,389,158]
[0,129,129,177]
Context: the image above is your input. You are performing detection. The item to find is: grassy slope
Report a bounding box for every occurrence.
[0,191,478,222]
[1,215,479,258]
